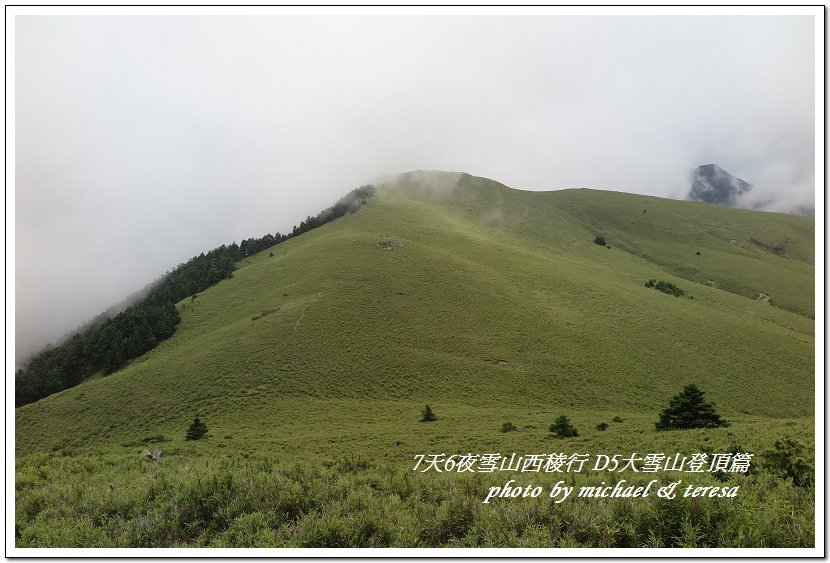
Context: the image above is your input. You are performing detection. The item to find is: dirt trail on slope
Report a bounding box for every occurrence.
[294,291,323,333]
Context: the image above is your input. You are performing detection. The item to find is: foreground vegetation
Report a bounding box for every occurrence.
[16,415,814,548]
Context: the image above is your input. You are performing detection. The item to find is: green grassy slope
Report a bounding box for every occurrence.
[15,171,814,456]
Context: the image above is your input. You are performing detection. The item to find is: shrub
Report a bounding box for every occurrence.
[596,422,609,431]
[420,405,437,423]
[656,281,684,296]
[185,417,208,441]
[655,384,728,431]
[594,235,607,246]
[500,422,517,433]
[761,438,813,488]
[549,415,578,438]
[645,279,684,297]
[612,416,624,423]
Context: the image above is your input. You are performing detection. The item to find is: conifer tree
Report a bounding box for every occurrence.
[655,384,729,430]
[420,404,437,422]
[549,415,579,437]
[185,417,208,440]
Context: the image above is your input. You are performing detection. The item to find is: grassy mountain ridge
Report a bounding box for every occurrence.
[16,171,813,455]
[14,171,816,548]
[14,185,377,407]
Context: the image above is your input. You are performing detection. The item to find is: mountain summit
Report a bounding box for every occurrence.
[688,164,753,207]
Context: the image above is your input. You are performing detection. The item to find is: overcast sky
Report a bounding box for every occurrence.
[14,13,817,361]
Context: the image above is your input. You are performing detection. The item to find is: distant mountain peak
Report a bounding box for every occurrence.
[688,164,753,207]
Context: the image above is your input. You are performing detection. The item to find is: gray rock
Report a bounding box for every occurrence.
[140,449,164,461]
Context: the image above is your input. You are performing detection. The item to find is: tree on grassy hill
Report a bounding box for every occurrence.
[655,384,729,430]
[420,405,437,422]
[549,415,578,437]
[185,417,208,441]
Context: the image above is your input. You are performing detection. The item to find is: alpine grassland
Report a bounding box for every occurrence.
[15,172,815,548]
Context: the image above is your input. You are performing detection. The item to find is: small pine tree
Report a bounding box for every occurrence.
[655,384,729,430]
[500,422,517,433]
[549,415,578,438]
[185,417,208,440]
[420,404,437,422]
[596,422,609,431]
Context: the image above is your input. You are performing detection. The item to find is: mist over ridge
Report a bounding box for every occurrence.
[15,15,815,361]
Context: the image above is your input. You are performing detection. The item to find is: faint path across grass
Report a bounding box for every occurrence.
[294,291,323,333]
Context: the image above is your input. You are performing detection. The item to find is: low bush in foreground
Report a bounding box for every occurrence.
[15,449,814,548]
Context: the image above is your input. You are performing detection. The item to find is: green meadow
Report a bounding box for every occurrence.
[15,172,815,548]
